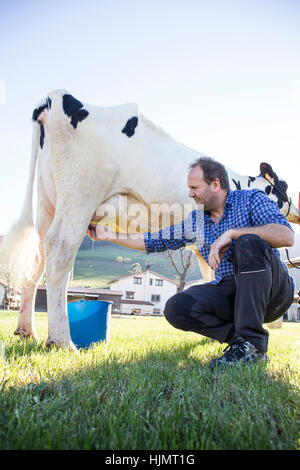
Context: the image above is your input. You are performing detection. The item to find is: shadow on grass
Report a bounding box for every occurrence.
[0,332,298,450]
[1,328,214,360]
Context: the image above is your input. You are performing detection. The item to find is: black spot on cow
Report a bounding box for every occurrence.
[259,162,289,209]
[271,180,289,209]
[122,116,138,137]
[62,94,89,129]
[32,103,47,122]
[232,178,241,191]
[247,176,256,187]
[70,108,89,129]
[32,96,52,122]
[39,122,45,149]
[62,94,83,117]
[264,185,272,195]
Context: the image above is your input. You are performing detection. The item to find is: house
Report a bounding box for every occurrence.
[279,233,300,291]
[35,285,123,312]
[284,300,300,322]
[0,279,21,310]
[120,299,155,315]
[280,248,300,322]
[283,255,300,293]
[108,265,178,315]
[0,280,6,308]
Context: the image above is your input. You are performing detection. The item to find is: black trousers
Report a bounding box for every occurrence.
[164,234,294,352]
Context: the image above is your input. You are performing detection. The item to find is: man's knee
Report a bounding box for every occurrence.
[164,292,196,329]
[232,234,270,272]
[164,295,178,326]
[234,234,267,252]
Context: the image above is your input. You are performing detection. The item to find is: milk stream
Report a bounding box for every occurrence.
[89,239,95,272]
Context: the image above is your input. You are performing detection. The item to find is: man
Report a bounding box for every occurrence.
[88,157,295,369]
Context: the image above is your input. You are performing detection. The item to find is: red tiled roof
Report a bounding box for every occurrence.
[108,269,177,285]
[121,299,154,306]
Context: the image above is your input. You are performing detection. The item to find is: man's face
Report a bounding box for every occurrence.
[187,166,217,210]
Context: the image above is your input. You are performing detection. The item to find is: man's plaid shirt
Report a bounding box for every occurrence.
[144,189,294,285]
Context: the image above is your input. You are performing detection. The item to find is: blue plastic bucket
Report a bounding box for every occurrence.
[67,299,112,348]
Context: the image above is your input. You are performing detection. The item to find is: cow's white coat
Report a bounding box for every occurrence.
[1,89,299,348]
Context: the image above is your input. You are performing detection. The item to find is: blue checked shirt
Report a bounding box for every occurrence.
[144,189,294,285]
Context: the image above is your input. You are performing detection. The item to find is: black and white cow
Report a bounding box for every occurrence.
[229,162,297,221]
[1,89,299,348]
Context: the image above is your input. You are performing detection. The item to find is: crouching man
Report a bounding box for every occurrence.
[88,157,295,369]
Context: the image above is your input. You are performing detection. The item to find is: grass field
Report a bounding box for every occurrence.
[0,311,299,450]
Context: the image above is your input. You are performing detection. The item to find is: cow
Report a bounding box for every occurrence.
[0,89,299,349]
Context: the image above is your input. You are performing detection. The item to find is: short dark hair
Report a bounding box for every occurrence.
[189,156,229,190]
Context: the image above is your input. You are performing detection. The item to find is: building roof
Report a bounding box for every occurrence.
[108,269,178,286]
[37,285,123,296]
[121,299,154,306]
[68,293,99,298]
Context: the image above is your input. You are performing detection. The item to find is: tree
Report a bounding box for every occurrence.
[128,262,142,274]
[166,247,193,292]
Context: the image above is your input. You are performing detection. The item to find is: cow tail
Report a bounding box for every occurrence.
[0,122,41,291]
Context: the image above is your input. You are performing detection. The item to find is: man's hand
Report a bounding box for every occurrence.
[86,223,146,250]
[87,224,111,241]
[208,230,233,271]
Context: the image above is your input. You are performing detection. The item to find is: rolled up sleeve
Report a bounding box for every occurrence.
[144,210,201,254]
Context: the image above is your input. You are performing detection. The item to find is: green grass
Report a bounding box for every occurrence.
[0,311,299,450]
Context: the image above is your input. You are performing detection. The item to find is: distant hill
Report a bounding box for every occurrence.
[73,231,300,290]
[73,236,202,287]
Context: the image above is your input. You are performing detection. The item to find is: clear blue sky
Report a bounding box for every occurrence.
[0,0,299,233]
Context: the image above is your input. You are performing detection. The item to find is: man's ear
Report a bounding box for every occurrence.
[212,177,221,191]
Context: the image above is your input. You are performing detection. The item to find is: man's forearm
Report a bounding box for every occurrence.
[104,232,146,250]
[87,223,147,250]
[228,223,294,248]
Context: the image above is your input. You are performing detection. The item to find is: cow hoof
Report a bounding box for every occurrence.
[45,338,59,348]
[14,328,39,341]
[14,328,27,338]
[46,338,77,351]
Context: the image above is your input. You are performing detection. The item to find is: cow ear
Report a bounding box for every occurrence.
[260,162,275,179]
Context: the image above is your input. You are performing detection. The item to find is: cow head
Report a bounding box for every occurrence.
[259,162,300,223]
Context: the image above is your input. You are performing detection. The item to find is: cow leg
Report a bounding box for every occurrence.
[187,247,215,282]
[14,239,44,340]
[14,205,53,340]
[44,207,95,349]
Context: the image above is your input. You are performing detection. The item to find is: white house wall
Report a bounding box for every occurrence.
[121,303,154,315]
[0,284,4,307]
[110,270,177,313]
